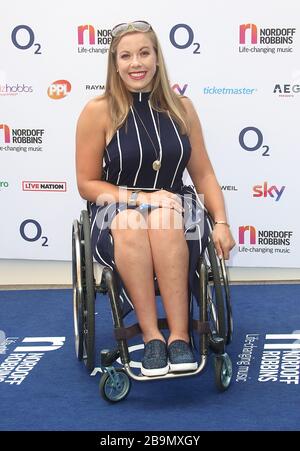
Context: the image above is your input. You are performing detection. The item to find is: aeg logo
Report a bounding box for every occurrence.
[47,80,71,99]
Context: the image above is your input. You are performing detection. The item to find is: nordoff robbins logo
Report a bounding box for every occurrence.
[22,181,67,192]
[0,337,65,385]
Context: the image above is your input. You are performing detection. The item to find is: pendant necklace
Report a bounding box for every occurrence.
[132,102,162,171]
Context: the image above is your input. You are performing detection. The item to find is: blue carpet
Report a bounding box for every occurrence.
[0,285,300,431]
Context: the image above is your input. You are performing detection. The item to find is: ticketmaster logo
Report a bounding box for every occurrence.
[203,86,257,95]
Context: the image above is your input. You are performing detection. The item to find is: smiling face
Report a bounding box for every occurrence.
[115,32,158,92]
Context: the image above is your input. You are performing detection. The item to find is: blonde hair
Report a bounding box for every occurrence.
[104,26,189,135]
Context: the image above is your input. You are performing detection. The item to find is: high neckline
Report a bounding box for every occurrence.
[130,90,151,103]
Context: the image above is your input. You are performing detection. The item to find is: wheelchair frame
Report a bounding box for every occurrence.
[72,209,233,402]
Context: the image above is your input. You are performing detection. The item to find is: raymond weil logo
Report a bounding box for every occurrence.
[22,181,67,192]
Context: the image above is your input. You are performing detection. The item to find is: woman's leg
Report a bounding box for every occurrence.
[146,207,190,344]
[110,209,164,344]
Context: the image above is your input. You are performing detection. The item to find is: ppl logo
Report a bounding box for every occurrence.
[78,25,95,45]
[47,80,71,99]
[253,182,285,201]
[239,225,256,245]
[172,83,188,95]
[239,24,258,44]
[0,124,10,143]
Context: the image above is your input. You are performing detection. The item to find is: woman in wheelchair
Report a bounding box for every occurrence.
[75,20,235,378]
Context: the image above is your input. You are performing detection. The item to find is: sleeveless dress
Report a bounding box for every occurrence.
[90,91,209,316]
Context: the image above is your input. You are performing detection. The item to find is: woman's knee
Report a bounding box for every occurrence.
[111,209,149,245]
[147,207,184,232]
[111,208,147,231]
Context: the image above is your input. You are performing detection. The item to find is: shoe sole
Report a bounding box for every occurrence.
[169,362,198,372]
[141,364,169,377]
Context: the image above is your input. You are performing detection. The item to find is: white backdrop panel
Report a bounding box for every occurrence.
[0,0,299,267]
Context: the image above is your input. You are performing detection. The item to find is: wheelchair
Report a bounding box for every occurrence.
[72,205,233,403]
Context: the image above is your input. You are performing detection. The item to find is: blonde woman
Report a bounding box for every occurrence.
[76,20,235,376]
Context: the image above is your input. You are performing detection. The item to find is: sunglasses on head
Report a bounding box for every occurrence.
[111,20,152,38]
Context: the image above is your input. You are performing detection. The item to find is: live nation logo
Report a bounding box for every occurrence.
[22,181,67,192]
[0,337,65,385]
[236,332,300,385]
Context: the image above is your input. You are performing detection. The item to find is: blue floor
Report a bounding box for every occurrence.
[0,285,300,431]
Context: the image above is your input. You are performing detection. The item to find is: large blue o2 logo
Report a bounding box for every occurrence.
[11,25,41,54]
[239,126,270,156]
[20,219,48,246]
[169,24,200,54]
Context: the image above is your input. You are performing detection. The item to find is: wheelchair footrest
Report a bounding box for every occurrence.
[101,348,120,367]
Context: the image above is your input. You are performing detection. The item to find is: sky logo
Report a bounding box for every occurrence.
[0,124,10,143]
[253,182,286,201]
[78,25,95,45]
[240,24,258,44]
[239,225,256,245]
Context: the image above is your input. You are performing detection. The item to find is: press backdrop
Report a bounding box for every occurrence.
[0,0,299,267]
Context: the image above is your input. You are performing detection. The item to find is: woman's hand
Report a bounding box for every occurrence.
[212,224,236,260]
[138,190,183,214]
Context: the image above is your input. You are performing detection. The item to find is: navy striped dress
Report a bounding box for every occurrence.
[90,91,209,316]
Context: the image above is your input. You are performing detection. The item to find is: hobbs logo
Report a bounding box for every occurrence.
[22,181,67,192]
[253,181,285,201]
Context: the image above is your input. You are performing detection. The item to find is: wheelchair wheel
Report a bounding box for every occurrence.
[72,219,84,361]
[214,353,232,391]
[205,237,233,345]
[72,210,96,371]
[80,210,96,371]
[99,369,131,403]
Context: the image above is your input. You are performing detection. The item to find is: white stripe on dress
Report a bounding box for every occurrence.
[104,148,111,180]
[168,113,183,188]
[148,101,162,189]
[130,106,143,186]
[116,130,122,185]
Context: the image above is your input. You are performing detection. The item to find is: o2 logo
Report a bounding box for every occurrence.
[20,219,48,247]
[11,25,41,54]
[169,24,200,54]
[239,126,270,156]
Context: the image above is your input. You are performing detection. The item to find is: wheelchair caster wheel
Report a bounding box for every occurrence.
[214,353,232,391]
[99,368,131,403]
